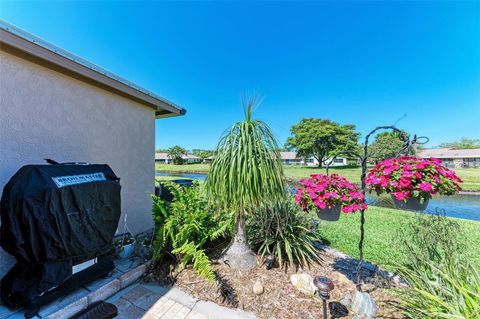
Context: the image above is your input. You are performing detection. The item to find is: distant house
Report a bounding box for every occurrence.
[203,155,214,163]
[155,152,201,164]
[280,152,304,165]
[155,152,171,164]
[279,151,347,167]
[418,148,480,168]
[184,154,202,164]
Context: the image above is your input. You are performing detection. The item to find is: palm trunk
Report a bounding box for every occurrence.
[221,211,257,269]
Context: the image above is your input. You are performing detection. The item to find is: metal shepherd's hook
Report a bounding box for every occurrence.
[354,125,427,291]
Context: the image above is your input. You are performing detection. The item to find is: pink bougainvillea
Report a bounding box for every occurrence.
[366,156,462,202]
[295,174,367,213]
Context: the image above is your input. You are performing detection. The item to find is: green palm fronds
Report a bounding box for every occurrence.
[205,96,286,213]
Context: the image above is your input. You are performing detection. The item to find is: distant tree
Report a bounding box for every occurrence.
[286,118,360,167]
[192,149,214,160]
[369,131,412,163]
[155,148,169,153]
[167,146,187,165]
[439,138,480,149]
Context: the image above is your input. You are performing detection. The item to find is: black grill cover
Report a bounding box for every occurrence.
[0,164,121,307]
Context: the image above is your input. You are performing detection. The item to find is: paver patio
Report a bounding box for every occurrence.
[106,283,256,319]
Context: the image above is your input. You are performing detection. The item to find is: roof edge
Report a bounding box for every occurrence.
[0,20,186,118]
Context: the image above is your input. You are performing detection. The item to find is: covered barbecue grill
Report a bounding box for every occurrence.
[0,162,121,313]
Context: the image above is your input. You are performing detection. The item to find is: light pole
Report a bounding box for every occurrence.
[314,276,334,319]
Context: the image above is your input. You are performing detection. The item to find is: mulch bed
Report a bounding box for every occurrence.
[145,249,405,319]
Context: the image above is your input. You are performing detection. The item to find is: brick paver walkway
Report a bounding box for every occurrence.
[107,283,256,319]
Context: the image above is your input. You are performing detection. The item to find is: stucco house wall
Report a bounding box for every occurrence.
[0,50,156,277]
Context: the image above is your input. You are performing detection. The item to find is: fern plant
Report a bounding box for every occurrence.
[152,182,231,281]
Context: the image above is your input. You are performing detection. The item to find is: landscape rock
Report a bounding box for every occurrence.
[290,273,317,296]
[253,281,264,295]
[331,272,351,285]
[339,292,352,308]
[352,291,377,319]
[329,301,349,318]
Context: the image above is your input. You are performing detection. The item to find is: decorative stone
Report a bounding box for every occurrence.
[332,272,351,285]
[252,281,264,295]
[340,292,352,308]
[329,301,349,318]
[290,273,317,296]
[352,291,377,319]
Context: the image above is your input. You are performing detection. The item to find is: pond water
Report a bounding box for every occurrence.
[155,171,480,221]
[364,194,480,221]
[156,171,207,181]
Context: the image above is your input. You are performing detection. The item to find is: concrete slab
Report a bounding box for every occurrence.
[109,282,257,319]
[145,298,176,318]
[0,305,21,319]
[112,298,146,319]
[162,287,199,309]
[192,300,257,319]
[141,297,172,319]
[45,297,88,319]
[161,303,190,319]
[0,312,24,319]
[121,285,163,311]
[185,311,210,319]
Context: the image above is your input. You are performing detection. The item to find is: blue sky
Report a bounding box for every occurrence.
[2,1,479,150]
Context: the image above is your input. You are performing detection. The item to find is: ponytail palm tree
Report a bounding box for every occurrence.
[205,96,286,269]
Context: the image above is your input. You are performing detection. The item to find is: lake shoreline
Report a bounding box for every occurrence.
[156,169,480,195]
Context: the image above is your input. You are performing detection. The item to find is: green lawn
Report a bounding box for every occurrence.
[155,175,193,181]
[155,163,480,191]
[156,163,210,174]
[317,206,480,271]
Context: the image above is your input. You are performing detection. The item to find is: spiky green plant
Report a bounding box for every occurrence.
[205,96,286,269]
[247,198,322,268]
[397,258,480,319]
[396,213,480,318]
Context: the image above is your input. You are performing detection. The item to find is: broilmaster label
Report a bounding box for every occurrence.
[52,172,106,188]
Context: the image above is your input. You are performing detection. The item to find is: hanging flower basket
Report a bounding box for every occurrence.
[295,174,367,221]
[317,205,342,221]
[366,156,462,211]
[391,195,429,211]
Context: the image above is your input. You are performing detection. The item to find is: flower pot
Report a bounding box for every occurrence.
[317,206,341,221]
[391,195,429,211]
[140,242,153,259]
[117,240,136,259]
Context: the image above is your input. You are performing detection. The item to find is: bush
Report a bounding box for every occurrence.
[247,198,322,268]
[152,182,231,281]
[396,213,480,319]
